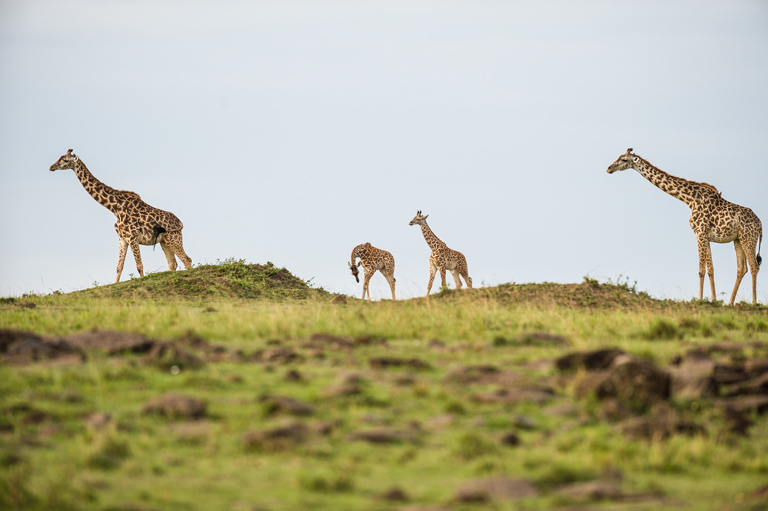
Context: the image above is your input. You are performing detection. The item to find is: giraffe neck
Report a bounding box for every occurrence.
[72,158,124,215]
[419,221,446,252]
[351,244,367,264]
[631,155,702,208]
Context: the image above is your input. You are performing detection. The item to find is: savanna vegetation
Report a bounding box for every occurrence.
[1,259,767,511]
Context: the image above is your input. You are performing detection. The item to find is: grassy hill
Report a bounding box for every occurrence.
[2,262,768,511]
[68,258,330,302]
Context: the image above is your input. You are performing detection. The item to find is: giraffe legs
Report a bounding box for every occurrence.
[728,239,748,306]
[164,231,192,269]
[362,271,373,300]
[427,262,437,296]
[450,270,463,289]
[439,268,447,289]
[130,239,144,278]
[742,236,761,305]
[159,239,178,271]
[116,238,129,283]
[697,237,716,301]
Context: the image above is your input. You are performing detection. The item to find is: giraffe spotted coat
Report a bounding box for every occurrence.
[349,242,396,300]
[607,148,762,305]
[50,149,192,283]
[409,210,472,296]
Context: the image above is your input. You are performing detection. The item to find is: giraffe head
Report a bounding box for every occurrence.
[49,149,78,171]
[409,210,428,226]
[607,148,635,174]
[348,261,360,283]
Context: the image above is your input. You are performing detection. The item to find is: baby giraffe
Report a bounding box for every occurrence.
[348,242,396,300]
[409,210,472,295]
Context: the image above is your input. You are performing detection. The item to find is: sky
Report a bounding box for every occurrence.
[1,0,768,302]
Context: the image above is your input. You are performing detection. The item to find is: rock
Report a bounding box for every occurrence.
[556,480,623,501]
[577,358,670,407]
[443,365,499,383]
[330,294,347,304]
[324,373,366,396]
[512,414,537,430]
[428,339,446,348]
[454,477,539,501]
[617,403,705,440]
[259,395,315,417]
[253,347,300,364]
[369,357,431,370]
[716,395,768,415]
[65,330,155,354]
[495,332,570,347]
[721,407,753,437]
[242,421,308,452]
[142,394,206,420]
[1,331,81,364]
[85,413,113,432]
[380,487,409,502]
[668,353,718,400]
[599,398,634,422]
[283,369,304,382]
[348,427,412,444]
[712,364,749,385]
[555,348,625,371]
[500,432,520,446]
[143,341,204,370]
[472,386,553,405]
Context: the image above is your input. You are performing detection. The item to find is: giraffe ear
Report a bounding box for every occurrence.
[423,214,428,220]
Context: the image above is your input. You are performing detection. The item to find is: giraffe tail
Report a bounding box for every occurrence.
[758,232,763,267]
[151,225,167,251]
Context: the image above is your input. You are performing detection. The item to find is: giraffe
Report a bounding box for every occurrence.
[49,149,192,283]
[607,148,762,305]
[408,210,472,296]
[349,242,396,300]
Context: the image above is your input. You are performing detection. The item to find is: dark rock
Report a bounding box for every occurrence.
[716,395,768,415]
[142,394,206,420]
[712,364,749,385]
[454,477,539,501]
[617,403,705,440]
[65,330,154,354]
[143,341,204,370]
[1,331,81,364]
[348,427,414,444]
[369,357,430,370]
[555,348,625,371]
[495,332,569,347]
[242,421,308,452]
[428,339,446,348]
[555,480,623,501]
[599,398,634,422]
[255,347,300,364]
[668,354,718,400]
[578,358,670,407]
[259,395,315,417]
[380,487,409,501]
[443,365,499,383]
[283,369,304,382]
[472,386,553,405]
[722,407,753,437]
[500,432,520,446]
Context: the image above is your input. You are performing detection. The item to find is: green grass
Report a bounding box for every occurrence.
[1,263,768,510]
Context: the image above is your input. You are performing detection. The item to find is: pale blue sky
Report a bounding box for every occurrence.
[1,1,767,301]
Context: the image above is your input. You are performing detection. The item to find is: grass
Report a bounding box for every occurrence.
[1,261,768,510]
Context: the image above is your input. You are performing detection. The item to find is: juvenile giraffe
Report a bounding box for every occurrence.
[349,242,396,300]
[50,149,192,283]
[408,210,472,296]
[607,148,762,305]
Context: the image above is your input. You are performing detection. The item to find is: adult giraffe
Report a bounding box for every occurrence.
[607,148,762,305]
[50,149,192,282]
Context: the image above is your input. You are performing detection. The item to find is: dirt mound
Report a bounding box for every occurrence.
[142,394,207,420]
[72,259,330,301]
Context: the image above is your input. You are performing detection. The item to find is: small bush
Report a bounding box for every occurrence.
[454,432,497,460]
[644,319,680,340]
